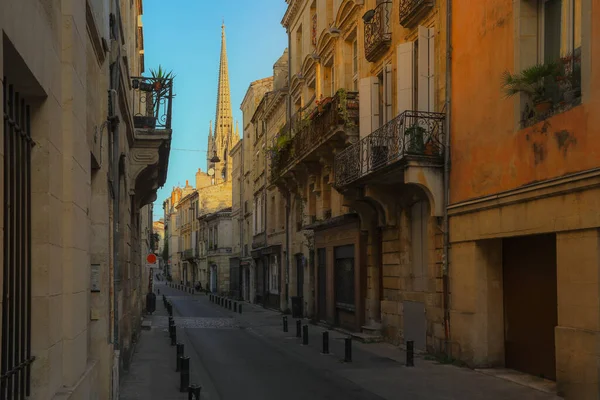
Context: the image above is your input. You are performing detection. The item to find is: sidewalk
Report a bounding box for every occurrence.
[209,296,562,400]
[119,291,202,400]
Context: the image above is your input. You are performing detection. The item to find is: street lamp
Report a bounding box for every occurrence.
[362,1,391,24]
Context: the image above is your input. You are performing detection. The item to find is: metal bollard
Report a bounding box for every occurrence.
[322,331,329,354]
[188,385,201,399]
[283,316,288,332]
[406,340,414,367]
[158,288,160,295]
[171,325,177,346]
[179,356,190,392]
[344,337,352,362]
[296,320,302,338]
[234,302,237,312]
[238,304,242,314]
[176,343,184,371]
[229,300,232,310]
[302,325,308,345]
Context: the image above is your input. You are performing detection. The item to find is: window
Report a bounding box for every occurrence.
[2,78,35,398]
[270,255,279,294]
[334,245,355,309]
[214,226,218,248]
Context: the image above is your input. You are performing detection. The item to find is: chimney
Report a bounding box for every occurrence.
[186,180,189,186]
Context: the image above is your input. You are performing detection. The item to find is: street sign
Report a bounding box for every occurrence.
[145,253,157,269]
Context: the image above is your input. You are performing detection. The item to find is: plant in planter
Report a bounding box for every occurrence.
[405,123,426,153]
[501,62,560,114]
[557,51,582,102]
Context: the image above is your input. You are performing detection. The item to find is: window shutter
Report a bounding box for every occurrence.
[428,27,435,112]
[370,78,380,130]
[384,63,393,123]
[418,26,435,112]
[397,41,414,114]
[359,77,376,138]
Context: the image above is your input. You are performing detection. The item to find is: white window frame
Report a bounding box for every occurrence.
[538,0,578,63]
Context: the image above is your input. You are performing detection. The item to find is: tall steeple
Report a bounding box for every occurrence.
[207,21,238,182]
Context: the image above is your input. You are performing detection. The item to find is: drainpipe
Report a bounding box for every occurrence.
[285,31,292,308]
[442,0,452,357]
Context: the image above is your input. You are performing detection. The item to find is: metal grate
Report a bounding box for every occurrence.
[1,78,35,399]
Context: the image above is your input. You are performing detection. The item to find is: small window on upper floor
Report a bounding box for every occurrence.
[511,0,582,127]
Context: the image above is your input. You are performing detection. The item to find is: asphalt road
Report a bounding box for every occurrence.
[160,284,384,400]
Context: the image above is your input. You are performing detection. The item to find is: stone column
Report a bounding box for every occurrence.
[555,229,600,399]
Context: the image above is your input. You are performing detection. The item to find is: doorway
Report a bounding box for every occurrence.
[317,248,327,321]
[210,264,218,293]
[503,234,557,380]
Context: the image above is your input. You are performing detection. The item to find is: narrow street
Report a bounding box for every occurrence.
[120,280,561,400]
[150,282,385,400]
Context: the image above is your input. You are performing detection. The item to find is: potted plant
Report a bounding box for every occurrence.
[557,51,581,102]
[405,123,426,153]
[501,62,560,114]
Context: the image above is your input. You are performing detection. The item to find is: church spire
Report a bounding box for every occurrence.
[207,21,236,182]
[214,21,233,145]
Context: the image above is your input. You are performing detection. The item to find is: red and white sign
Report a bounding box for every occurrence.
[145,253,157,269]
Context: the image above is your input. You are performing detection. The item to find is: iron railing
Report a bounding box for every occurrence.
[399,0,434,27]
[334,110,445,187]
[270,91,359,182]
[131,76,174,130]
[365,1,392,62]
[2,78,35,399]
[183,249,194,260]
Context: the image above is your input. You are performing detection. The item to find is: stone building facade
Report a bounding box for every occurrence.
[449,0,597,398]
[236,77,274,302]
[250,50,290,310]
[0,0,172,399]
[199,208,233,294]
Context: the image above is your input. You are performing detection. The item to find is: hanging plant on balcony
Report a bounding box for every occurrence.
[405,123,426,154]
[336,88,355,128]
[501,62,560,115]
[150,65,176,118]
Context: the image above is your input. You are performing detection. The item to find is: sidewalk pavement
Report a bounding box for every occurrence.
[119,291,204,400]
[208,295,562,400]
[122,284,561,400]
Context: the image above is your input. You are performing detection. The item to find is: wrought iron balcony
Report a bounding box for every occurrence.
[399,0,434,28]
[334,110,445,188]
[269,90,359,182]
[131,76,173,130]
[183,248,194,260]
[364,2,392,62]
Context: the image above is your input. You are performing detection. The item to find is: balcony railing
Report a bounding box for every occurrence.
[365,2,392,62]
[334,110,445,187]
[399,0,434,28]
[131,76,174,130]
[183,248,194,260]
[269,90,359,181]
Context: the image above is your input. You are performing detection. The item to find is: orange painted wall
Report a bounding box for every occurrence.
[450,0,600,204]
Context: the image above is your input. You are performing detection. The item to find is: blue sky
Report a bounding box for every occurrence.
[143,0,288,220]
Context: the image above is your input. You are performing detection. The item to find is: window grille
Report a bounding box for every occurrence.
[1,78,35,399]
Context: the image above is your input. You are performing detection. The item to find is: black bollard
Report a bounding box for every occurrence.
[234,302,237,312]
[229,300,232,310]
[158,288,160,295]
[283,316,288,332]
[296,320,302,338]
[179,356,190,392]
[344,337,352,362]
[176,343,184,372]
[238,304,242,314]
[406,340,414,367]
[322,331,329,354]
[188,385,201,399]
[171,325,177,346]
[302,325,309,345]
